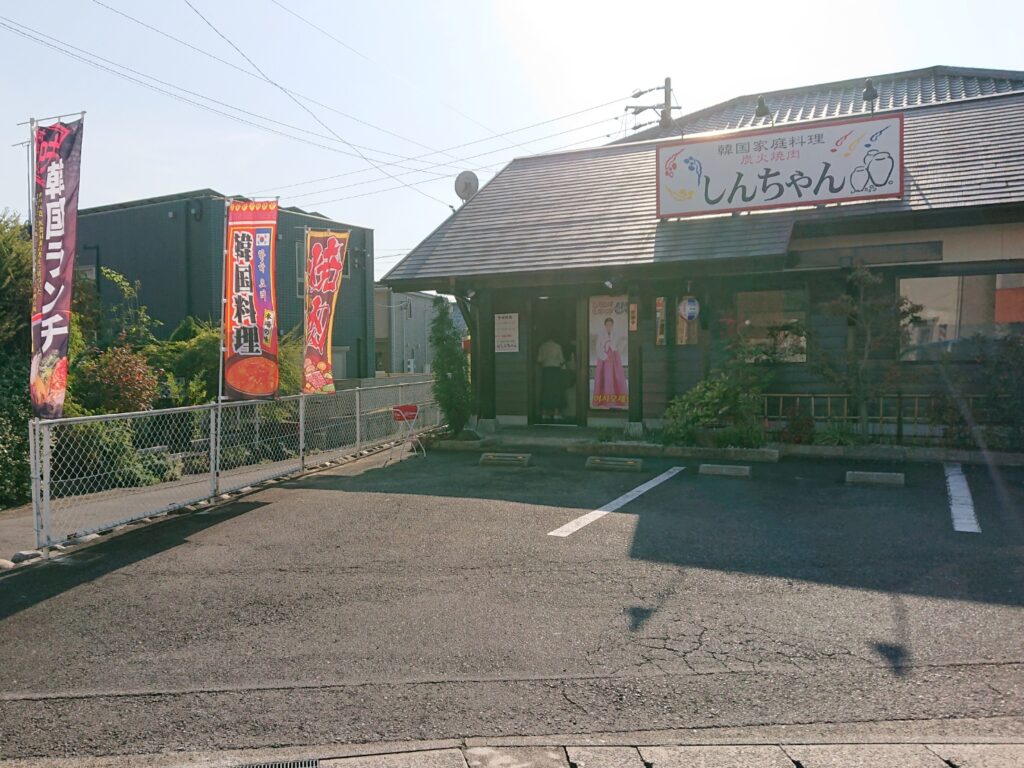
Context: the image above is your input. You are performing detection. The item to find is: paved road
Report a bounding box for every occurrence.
[0,451,1022,759]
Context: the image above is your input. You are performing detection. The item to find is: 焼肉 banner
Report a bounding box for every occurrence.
[223,201,279,400]
[589,295,629,410]
[30,119,84,420]
[303,230,349,394]
[657,114,903,218]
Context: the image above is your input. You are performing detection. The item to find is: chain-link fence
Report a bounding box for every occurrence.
[28,381,439,549]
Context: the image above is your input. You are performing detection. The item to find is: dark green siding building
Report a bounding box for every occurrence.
[77,189,375,379]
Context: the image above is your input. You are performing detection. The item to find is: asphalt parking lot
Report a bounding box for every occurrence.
[0,450,1022,759]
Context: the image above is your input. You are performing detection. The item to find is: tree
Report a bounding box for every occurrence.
[811,265,921,436]
[429,296,472,435]
[0,210,32,354]
[101,266,162,346]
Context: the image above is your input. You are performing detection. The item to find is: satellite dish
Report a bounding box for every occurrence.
[454,170,479,202]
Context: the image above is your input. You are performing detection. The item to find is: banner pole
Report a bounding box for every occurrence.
[27,118,36,295]
[303,226,309,394]
[215,199,230,494]
[218,199,230,407]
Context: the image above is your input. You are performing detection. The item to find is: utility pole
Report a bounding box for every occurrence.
[627,77,680,133]
[660,77,673,127]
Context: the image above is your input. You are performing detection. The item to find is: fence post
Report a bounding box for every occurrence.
[29,419,43,550]
[209,406,218,497]
[39,423,53,548]
[299,395,306,471]
[355,387,361,450]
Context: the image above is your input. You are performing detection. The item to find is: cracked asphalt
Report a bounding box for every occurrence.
[1,451,1022,759]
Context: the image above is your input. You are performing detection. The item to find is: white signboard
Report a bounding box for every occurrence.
[494,313,519,353]
[657,114,903,218]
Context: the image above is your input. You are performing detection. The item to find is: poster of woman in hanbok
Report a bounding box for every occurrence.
[589,296,629,410]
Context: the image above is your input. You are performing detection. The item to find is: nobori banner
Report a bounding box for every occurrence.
[656,114,903,218]
[223,201,279,400]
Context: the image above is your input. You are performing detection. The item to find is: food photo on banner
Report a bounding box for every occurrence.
[222,201,280,400]
[302,229,349,394]
[29,118,84,420]
[588,295,629,410]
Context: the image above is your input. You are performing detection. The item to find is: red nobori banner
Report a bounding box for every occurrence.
[30,119,84,420]
[303,230,349,394]
[223,201,279,400]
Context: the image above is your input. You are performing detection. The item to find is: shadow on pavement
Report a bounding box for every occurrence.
[0,501,266,621]
[293,453,1024,611]
[626,459,1024,611]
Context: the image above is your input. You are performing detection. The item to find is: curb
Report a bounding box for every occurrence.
[436,436,1024,467]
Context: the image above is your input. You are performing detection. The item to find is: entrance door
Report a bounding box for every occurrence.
[531,298,580,425]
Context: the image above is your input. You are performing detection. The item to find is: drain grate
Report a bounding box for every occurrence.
[235,760,318,768]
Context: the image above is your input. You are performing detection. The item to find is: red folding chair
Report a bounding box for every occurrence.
[387,403,426,464]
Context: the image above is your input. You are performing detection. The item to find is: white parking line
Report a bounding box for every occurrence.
[547,466,685,537]
[944,462,981,533]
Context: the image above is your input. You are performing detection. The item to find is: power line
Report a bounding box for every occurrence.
[0,16,467,177]
[265,113,619,199]
[180,0,451,207]
[276,115,614,201]
[300,128,616,208]
[92,0,632,192]
[90,0,472,168]
[268,0,527,150]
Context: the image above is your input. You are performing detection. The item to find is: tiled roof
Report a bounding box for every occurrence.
[619,65,1024,142]
[386,81,1024,287]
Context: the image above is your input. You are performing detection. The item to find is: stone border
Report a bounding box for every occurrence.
[437,435,1024,467]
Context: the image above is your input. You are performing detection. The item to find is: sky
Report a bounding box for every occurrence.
[3,0,1024,282]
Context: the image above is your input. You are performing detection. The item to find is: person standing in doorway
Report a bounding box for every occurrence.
[537,336,565,422]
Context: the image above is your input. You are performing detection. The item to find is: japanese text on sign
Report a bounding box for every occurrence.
[657,114,903,217]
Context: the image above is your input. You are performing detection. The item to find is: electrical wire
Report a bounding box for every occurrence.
[180,0,451,207]
[278,115,613,201]
[0,16,466,176]
[90,0,471,167]
[92,0,633,192]
[251,95,632,195]
[300,128,618,208]
[268,0,527,150]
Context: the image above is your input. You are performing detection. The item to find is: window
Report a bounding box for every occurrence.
[734,289,807,362]
[295,242,305,299]
[900,273,1024,360]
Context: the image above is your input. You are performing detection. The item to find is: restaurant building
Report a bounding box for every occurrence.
[384,66,1024,432]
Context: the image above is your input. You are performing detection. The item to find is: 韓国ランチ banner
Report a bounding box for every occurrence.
[302,230,349,394]
[223,201,279,399]
[30,119,84,419]
[589,295,629,410]
[657,113,903,217]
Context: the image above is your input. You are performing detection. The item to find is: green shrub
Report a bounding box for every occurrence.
[75,347,160,414]
[814,419,864,446]
[662,372,764,446]
[50,420,165,497]
[0,353,31,509]
[780,409,815,444]
[429,297,472,434]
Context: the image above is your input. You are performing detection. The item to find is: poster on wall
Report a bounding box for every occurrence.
[223,201,279,400]
[303,230,349,394]
[589,295,629,410]
[30,118,84,420]
[494,313,519,352]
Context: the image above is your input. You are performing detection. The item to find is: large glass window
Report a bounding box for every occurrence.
[901,273,1024,360]
[734,289,807,362]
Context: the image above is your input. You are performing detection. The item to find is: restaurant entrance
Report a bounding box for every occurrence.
[530,297,581,425]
